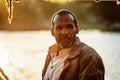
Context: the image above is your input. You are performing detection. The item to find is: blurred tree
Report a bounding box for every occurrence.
[89,1,120,31]
[1,0,119,31]
[92,1,120,23]
[5,0,50,30]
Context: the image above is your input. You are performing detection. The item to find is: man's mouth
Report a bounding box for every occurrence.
[61,39,70,43]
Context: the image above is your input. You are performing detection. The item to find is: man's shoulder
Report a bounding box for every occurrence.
[78,42,102,61]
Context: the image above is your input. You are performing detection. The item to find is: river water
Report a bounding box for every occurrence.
[0,30,120,80]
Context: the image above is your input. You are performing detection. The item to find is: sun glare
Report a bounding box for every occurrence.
[0,44,9,68]
[44,0,74,4]
[117,0,120,5]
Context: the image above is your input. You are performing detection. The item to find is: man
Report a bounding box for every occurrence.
[42,9,105,80]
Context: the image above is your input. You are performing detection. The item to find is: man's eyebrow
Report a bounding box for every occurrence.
[56,25,62,27]
[66,24,75,28]
[67,24,73,26]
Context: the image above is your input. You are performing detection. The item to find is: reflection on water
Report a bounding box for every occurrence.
[0,30,120,80]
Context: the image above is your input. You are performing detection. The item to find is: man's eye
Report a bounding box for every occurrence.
[56,26,63,30]
[67,24,74,29]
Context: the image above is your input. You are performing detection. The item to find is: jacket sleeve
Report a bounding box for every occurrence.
[78,47,105,80]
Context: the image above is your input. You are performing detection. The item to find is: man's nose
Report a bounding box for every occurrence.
[61,28,68,35]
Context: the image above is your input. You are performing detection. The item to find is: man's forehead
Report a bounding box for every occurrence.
[53,14,74,22]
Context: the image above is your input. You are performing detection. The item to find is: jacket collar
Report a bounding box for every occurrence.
[43,38,85,78]
[48,37,85,59]
[67,42,84,59]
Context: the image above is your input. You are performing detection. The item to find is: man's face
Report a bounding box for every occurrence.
[51,14,79,49]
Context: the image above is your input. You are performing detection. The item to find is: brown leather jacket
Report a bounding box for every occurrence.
[42,41,105,80]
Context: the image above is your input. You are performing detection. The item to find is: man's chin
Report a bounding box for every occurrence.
[59,43,72,49]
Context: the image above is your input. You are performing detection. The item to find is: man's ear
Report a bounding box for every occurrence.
[75,25,79,34]
[51,27,55,36]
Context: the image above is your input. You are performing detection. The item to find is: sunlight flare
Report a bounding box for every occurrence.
[117,0,120,5]
[44,0,74,4]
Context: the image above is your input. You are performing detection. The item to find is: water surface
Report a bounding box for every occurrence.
[0,30,120,80]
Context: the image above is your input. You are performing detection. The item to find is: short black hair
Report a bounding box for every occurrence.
[51,9,77,28]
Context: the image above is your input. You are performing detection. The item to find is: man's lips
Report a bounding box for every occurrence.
[61,39,70,42]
